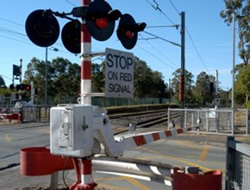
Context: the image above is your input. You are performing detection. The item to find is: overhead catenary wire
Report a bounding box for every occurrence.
[0,17,24,27]
[168,0,180,15]
[185,27,210,74]
[146,0,176,25]
[166,1,211,74]
[136,44,177,71]
[139,33,178,68]
[143,31,181,47]
[64,0,77,7]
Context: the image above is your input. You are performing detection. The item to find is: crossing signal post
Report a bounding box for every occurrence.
[25,2,146,189]
[117,14,146,50]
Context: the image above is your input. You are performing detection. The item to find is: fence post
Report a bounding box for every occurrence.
[168,108,171,128]
[191,113,194,128]
[215,109,219,133]
[184,108,187,128]
[225,136,234,190]
[206,110,209,132]
[231,109,235,136]
[246,109,249,135]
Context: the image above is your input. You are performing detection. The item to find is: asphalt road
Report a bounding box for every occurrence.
[0,122,227,190]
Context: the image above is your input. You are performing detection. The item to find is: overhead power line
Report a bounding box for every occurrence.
[0,26,27,37]
[143,31,181,47]
[165,1,210,74]
[146,0,176,25]
[137,44,176,70]
[0,17,24,27]
[139,33,178,68]
[64,0,77,7]
[168,0,180,15]
[185,27,210,74]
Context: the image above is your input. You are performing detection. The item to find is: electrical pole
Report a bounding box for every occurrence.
[169,78,171,107]
[232,12,236,110]
[179,11,185,108]
[231,11,236,135]
[179,11,185,128]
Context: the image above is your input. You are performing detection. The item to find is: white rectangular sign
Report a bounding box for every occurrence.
[105,48,134,98]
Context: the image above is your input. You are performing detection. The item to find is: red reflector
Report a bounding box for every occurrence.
[95,17,108,29]
[26,86,31,90]
[125,31,134,39]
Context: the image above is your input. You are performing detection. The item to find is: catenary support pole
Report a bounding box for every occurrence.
[81,0,92,105]
[179,11,185,128]
[180,11,185,108]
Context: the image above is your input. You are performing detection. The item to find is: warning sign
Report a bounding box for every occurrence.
[105,48,134,98]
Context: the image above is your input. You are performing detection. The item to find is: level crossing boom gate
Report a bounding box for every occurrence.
[21,104,200,189]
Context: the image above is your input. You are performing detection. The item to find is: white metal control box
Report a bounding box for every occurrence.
[50,105,94,157]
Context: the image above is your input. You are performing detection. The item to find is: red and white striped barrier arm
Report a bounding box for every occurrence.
[116,127,199,150]
[0,113,20,121]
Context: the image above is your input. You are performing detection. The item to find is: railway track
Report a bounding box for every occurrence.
[108,109,168,119]
[113,112,180,135]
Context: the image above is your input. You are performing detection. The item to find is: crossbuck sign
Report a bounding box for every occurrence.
[105,48,134,98]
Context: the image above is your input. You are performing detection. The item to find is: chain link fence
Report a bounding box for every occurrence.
[168,108,250,135]
[21,106,50,123]
[226,136,250,190]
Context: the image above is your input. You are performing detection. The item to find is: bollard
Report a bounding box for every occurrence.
[172,167,222,190]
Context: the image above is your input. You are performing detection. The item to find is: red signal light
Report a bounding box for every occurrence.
[125,31,134,39]
[95,17,108,29]
[25,85,31,91]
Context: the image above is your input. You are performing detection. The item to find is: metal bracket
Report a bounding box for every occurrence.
[81,52,105,58]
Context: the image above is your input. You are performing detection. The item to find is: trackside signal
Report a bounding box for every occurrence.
[62,20,81,54]
[117,14,146,49]
[16,84,31,91]
[86,0,121,41]
[25,9,60,47]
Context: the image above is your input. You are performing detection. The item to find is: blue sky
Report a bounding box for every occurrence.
[0,0,238,90]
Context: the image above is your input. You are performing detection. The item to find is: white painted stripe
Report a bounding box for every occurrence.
[81,174,93,184]
[96,171,172,187]
[94,160,140,171]
[96,171,150,181]
[171,129,177,136]
[81,80,91,93]
[124,137,137,149]
[81,42,91,56]
[164,180,172,186]
[159,131,167,139]
[144,133,154,144]
[150,166,161,175]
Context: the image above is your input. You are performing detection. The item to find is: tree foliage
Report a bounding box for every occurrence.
[235,64,250,104]
[171,68,194,104]
[220,0,250,65]
[0,75,6,88]
[24,57,80,104]
[134,58,167,98]
[192,71,215,106]
[23,56,168,104]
